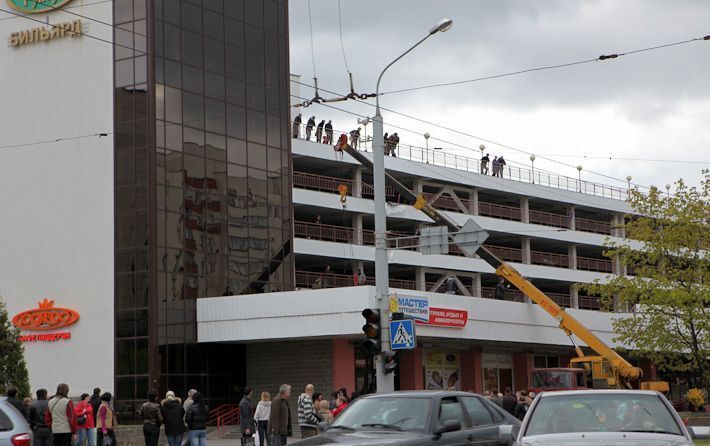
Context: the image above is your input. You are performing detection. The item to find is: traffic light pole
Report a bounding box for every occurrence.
[373,109,395,393]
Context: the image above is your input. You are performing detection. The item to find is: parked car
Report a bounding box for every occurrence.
[499,389,710,445]
[0,397,32,446]
[297,390,520,445]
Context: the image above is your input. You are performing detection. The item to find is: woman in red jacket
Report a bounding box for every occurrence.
[74,393,96,446]
[330,395,348,419]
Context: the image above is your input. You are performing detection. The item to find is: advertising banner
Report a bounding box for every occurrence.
[424,351,461,391]
[391,294,468,328]
[395,295,430,322]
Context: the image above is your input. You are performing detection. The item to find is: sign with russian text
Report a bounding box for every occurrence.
[391,294,468,328]
[9,20,82,47]
[6,0,74,14]
[13,299,79,332]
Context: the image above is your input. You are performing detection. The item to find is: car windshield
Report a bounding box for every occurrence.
[330,397,431,432]
[531,371,573,389]
[524,393,683,437]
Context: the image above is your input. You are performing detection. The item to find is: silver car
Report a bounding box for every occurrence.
[0,398,32,446]
[498,389,710,445]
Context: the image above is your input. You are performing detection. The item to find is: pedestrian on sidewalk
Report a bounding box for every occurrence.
[316,400,333,427]
[239,387,255,442]
[297,385,318,439]
[29,389,53,446]
[5,387,25,418]
[47,384,77,446]
[139,389,164,446]
[74,393,96,446]
[183,389,197,419]
[185,392,209,446]
[330,395,348,419]
[160,391,185,446]
[253,392,271,446]
[268,385,292,446]
[95,393,115,446]
[502,388,517,416]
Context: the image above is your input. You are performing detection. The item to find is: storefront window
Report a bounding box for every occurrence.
[424,352,461,391]
[482,353,514,392]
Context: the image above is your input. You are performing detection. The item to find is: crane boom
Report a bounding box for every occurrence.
[342,145,642,386]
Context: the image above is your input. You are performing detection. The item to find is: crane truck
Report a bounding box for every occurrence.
[340,143,668,393]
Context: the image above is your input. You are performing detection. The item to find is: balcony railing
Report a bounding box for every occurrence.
[293,221,613,274]
[292,125,631,201]
[294,270,601,310]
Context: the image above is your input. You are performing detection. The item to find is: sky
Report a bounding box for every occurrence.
[288,0,710,192]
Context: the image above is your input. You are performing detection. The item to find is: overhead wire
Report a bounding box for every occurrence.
[380,35,710,95]
[337,0,351,75]
[0,133,111,150]
[290,93,641,210]
[292,78,654,189]
[307,0,318,81]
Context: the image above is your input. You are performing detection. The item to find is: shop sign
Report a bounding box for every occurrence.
[9,19,82,47]
[12,299,79,343]
[390,294,468,328]
[6,0,75,14]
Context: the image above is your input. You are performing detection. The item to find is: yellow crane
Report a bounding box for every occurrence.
[342,145,668,391]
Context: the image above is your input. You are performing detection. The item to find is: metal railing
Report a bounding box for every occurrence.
[294,270,601,310]
[294,221,614,274]
[291,124,630,201]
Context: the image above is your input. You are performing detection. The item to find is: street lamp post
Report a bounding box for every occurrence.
[577,165,583,193]
[373,17,453,393]
[424,132,430,163]
[530,154,536,184]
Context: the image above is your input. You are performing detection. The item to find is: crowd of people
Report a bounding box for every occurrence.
[479,153,507,177]
[5,385,115,446]
[483,387,535,421]
[291,114,402,158]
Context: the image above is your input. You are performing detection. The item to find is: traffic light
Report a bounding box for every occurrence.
[361,308,381,354]
[384,351,399,375]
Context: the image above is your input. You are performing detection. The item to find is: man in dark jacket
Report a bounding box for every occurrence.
[239,387,255,439]
[502,388,517,415]
[495,278,509,300]
[5,388,25,416]
[305,116,316,141]
[89,388,102,418]
[292,114,302,139]
[160,391,185,446]
[324,120,333,145]
[185,392,209,445]
[29,388,52,446]
[268,384,292,446]
[139,389,164,446]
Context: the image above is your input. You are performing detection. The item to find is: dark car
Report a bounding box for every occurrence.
[297,390,520,445]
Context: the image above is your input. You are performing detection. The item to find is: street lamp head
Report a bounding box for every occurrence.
[577,165,583,172]
[665,184,671,191]
[423,132,430,140]
[530,154,536,162]
[626,175,632,182]
[430,18,453,35]
[479,144,485,151]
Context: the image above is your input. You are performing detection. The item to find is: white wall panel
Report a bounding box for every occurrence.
[197,286,626,349]
[0,1,114,396]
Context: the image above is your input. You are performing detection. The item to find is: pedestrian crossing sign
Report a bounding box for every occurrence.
[390,319,416,350]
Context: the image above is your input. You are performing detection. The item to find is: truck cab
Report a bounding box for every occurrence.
[529,367,588,394]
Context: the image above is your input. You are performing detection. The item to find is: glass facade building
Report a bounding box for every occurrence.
[113,0,292,421]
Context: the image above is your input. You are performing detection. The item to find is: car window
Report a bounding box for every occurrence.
[330,397,431,432]
[461,397,495,426]
[0,406,14,431]
[438,397,464,426]
[524,394,683,437]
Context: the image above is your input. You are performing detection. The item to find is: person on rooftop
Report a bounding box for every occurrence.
[389,133,400,157]
[349,128,361,149]
[498,156,506,178]
[324,120,333,144]
[481,153,490,175]
[383,132,390,155]
[316,119,325,143]
[306,116,316,141]
[492,156,500,177]
[292,113,302,139]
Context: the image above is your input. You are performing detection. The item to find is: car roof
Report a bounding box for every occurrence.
[363,390,479,398]
[539,389,662,398]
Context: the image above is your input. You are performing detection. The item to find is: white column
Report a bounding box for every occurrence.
[353,166,363,198]
[520,197,530,224]
[415,267,426,291]
[473,273,482,298]
[568,206,576,230]
[413,177,424,195]
[569,284,579,309]
[352,214,363,244]
[521,237,531,264]
[568,244,577,270]
[469,188,479,215]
